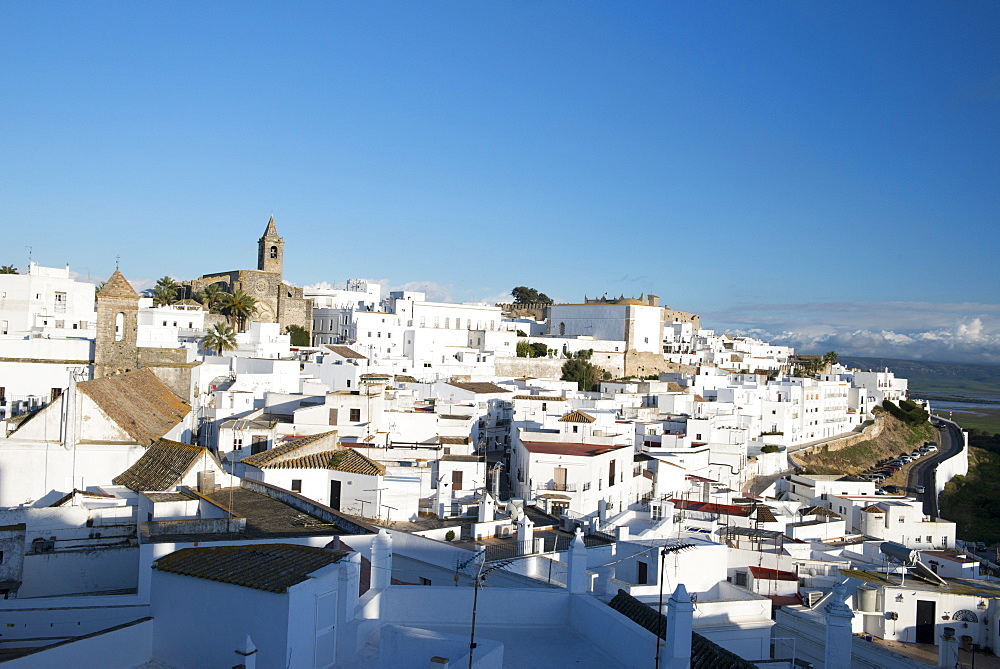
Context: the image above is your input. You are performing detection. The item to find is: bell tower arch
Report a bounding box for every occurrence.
[257,216,284,276]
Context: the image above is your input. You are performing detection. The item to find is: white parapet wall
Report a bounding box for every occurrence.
[933,418,969,497]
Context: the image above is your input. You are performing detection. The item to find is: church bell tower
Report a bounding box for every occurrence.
[257,216,284,276]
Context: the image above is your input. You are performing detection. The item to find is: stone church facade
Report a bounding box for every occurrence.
[182,217,312,332]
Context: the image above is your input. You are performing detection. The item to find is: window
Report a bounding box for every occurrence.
[445,318,450,329]
[609,460,616,489]
[734,571,748,587]
[350,408,361,422]
[572,425,578,433]
[346,380,351,388]
[420,577,432,586]
[329,409,338,425]
[55,320,64,329]
[269,245,278,259]
[233,438,243,450]
[291,479,302,493]
[54,291,66,313]
[115,312,124,341]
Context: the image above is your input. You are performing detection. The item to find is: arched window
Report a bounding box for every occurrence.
[269,245,278,259]
[559,322,565,335]
[115,313,124,341]
[953,610,978,623]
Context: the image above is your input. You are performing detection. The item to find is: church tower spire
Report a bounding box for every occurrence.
[257,216,284,275]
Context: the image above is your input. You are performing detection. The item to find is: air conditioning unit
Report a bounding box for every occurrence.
[803,590,824,608]
[560,516,574,532]
[496,525,513,538]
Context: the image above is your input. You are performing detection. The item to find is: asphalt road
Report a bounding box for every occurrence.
[906,419,964,518]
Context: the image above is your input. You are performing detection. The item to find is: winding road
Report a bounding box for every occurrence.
[906,418,964,518]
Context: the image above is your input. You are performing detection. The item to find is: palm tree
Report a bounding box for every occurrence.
[0,265,17,274]
[221,288,257,332]
[197,282,226,313]
[200,322,238,355]
[153,276,179,307]
[823,351,839,367]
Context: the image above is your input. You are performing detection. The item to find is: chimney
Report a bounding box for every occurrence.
[234,635,257,669]
[567,528,589,593]
[939,626,959,668]
[663,584,694,668]
[647,294,660,307]
[370,529,393,592]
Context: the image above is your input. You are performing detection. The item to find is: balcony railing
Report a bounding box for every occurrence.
[535,482,580,493]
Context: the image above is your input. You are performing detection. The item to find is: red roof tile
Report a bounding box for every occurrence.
[521,441,629,457]
[749,566,798,581]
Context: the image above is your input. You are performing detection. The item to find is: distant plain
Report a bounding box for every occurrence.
[840,356,1000,435]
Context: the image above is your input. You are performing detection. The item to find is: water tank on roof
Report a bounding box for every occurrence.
[857,586,877,612]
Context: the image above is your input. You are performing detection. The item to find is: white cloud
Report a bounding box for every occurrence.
[706,302,1000,363]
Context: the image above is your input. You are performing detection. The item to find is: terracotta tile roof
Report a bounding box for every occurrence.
[666,382,685,392]
[153,543,348,593]
[394,375,418,383]
[261,448,386,476]
[799,505,841,519]
[521,441,628,457]
[670,499,753,517]
[97,269,139,299]
[861,504,885,513]
[512,395,567,402]
[77,369,190,445]
[751,506,778,523]
[241,431,338,468]
[112,439,217,492]
[607,590,758,668]
[558,410,596,424]
[748,566,798,582]
[441,454,481,462]
[445,381,512,394]
[324,345,367,359]
[438,436,471,445]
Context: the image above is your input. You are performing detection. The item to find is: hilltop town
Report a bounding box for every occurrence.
[0,219,983,668]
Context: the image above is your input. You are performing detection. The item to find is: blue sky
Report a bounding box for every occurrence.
[2,2,998,363]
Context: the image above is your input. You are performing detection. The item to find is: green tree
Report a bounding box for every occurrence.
[286,324,311,346]
[0,265,18,274]
[529,342,548,358]
[197,282,226,313]
[152,276,179,306]
[823,351,839,367]
[221,288,258,332]
[200,322,238,355]
[561,359,607,391]
[511,286,553,305]
[516,341,533,357]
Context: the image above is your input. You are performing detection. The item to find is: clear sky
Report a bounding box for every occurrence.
[2,2,998,363]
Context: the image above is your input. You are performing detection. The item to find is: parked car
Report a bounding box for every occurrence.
[910,451,922,457]
[875,488,887,495]
[925,444,938,452]
[977,542,987,551]
[914,485,925,494]
[882,485,899,494]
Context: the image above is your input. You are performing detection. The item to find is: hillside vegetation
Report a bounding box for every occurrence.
[939,447,1000,545]
[797,410,935,479]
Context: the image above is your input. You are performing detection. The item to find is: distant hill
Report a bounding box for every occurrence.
[840,356,1000,398]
